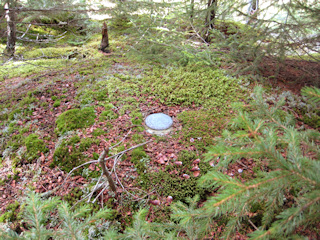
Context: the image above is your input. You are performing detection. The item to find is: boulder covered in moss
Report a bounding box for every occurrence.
[55,107,96,135]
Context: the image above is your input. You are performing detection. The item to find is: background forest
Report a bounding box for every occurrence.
[0,0,319,239]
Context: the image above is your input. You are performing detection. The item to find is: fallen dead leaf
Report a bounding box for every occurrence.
[183,174,190,179]
[193,159,200,164]
[150,200,161,206]
[193,171,200,177]
[191,166,200,171]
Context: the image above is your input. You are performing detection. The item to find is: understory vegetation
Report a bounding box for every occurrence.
[0,0,319,239]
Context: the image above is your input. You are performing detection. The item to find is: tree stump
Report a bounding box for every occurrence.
[100,22,110,53]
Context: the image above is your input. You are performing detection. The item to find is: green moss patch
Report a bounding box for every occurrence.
[99,110,118,121]
[92,128,105,136]
[0,59,69,80]
[150,151,212,201]
[299,108,320,128]
[130,110,143,125]
[53,100,61,107]
[177,110,225,150]
[55,107,96,135]
[77,88,109,104]
[24,134,48,162]
[142,65,242,108]
[0,201,23,223]
[52,136,100,174]
[135,150,212,202]
[130,147,149,175]
[22,46,77,59]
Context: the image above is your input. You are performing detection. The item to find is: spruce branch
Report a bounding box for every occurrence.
[197,86,320,238]
[301,86,320,104]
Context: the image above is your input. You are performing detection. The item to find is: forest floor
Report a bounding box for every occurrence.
[0,32,319,238]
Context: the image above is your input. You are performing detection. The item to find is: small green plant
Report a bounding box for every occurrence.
[55,107,96,135]
[171,195,210,240]
[301,86,320,103]
[53,100,61,107]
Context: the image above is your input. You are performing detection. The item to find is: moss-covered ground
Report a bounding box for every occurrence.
[0,17,318,237]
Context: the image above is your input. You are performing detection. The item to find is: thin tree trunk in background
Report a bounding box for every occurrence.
[247,0,259,25]
[190,0,194,23]
[205,0,216,30]
[5,0,16,57]
[204,0,216,42]
[100,21,110,53]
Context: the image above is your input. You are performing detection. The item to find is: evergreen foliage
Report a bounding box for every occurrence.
[171,195,212,240]
[301,86,320,104]
[1,1,319,239]
[0,191,113,239]
[178,86,320,239]
[114,0,319,74]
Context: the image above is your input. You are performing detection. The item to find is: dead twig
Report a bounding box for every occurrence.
[190,23,209,45]
[99,148,117,193]
[110,129,132,150]
[41,140,152,198]
[92,184,109,204]
[248,219,259,231]
[87,174,103,203]
[20,24,31,38]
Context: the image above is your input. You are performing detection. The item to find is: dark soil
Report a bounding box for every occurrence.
[259,57,320,93]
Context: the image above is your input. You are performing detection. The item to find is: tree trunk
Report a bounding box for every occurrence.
[247,0,259,25]
[100,22,110,53]
[205,0,216,30]
[190,0,194,23]
[204,0,217,42]
[5,0,16,57]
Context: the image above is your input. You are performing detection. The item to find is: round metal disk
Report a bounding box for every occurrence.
[145,113,173,130]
